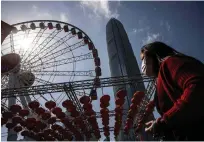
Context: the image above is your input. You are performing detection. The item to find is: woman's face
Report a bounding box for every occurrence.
[140,52,157,77]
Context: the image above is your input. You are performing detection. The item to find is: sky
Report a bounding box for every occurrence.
[1,1,204,141]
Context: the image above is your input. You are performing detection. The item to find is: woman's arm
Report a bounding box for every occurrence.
[158,56,204,130]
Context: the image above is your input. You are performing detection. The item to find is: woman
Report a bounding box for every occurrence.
[141,41,204,140]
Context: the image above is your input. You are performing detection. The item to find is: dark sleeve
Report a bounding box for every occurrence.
[158,57,204,129]
[154,91,162,116]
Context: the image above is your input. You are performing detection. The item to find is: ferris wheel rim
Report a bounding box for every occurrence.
[2,19,100,83]
[2,19,101,106]
[10,20,96,49]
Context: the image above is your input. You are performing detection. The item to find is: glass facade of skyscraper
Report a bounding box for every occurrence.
[106,18,153,141]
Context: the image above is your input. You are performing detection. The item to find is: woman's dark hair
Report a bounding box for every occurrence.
[141,41,182,61]
[141,41,202,75]
[141,41,186,75]
[141,41,201,61]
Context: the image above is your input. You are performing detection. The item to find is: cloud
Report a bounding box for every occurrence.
[142,33,160,45]
[32,5,37,11]
[132,27,150,34]
[60,13,68,22]
[79,0,119,19]
[160,20,164,26]
[165,21,171,31]
[129,26,150,37]
[133,28,144,33]
[31,5,52,19]
[160,20,171,31]
[37,12,52,19]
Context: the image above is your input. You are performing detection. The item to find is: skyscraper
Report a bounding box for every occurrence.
[106,18,153,141]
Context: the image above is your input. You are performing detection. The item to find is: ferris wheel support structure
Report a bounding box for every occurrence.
[7,72,33,141]
[2,75,155,98]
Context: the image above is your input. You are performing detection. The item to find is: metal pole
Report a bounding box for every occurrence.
[7,73,18,141]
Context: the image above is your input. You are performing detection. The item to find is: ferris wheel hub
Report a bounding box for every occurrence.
[1,53,21,75]
[18,72,35,87]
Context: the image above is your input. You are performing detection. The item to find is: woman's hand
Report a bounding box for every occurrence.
[145,118,172,139]
[145,118,165,134]
[145,120,156,133]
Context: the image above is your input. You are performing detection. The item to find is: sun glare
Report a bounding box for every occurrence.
[19,38,32,49]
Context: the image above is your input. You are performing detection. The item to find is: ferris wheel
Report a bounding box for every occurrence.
[1,20,101,107]
[1,20,102,140]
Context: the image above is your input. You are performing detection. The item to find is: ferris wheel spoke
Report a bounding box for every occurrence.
[33,33,76,59]
[55,92,65,102]
[75,91,86,96]
[30,95,39,103]
[2,34,23,51]
[24,32,75,65]
[35,95,43,102]
[32,70,95,77]
[18,30,31,57]
[1,75,9,89]
[2,98,7,104]
[34,82,58,102]
[30,52,93,70]
[16,97,28,108]
[2,98,8,110]
[21,28,47,61]
[36,92,49,102]
[29,40,85,66]
[1,75,7,80]
[1,83,9,89]
[1,45,13,52]
[55,91,86,103]
[22,29,62,64]
[35,77,53,85]
[49,93,57,102]
[32,29,46,44]
[35,92,56,103]
[10,33,15,53]
[56,93,67,106]
[29,93,48,103]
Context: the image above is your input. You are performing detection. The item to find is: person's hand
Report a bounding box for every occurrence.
[145,120,156,133]
[145,118,170,139]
